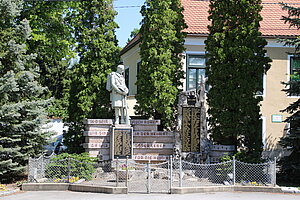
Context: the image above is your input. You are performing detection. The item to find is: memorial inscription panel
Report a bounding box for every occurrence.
[113,129,132,159]
[182,107,201,152]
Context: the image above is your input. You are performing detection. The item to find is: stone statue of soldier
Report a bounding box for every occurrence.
[106,65,130,125]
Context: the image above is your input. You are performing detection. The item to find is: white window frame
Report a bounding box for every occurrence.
[185,51,206,91]
[261,116,267,149]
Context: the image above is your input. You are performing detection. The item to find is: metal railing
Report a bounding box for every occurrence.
[28,155,277,193]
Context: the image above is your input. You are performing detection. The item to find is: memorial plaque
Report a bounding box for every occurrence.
[113,128,133,159]
[133,155,168,161]
[182,107,201,152]
[133,131,174,137]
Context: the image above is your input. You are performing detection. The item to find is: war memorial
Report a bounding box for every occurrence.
[83,65,234,163]
[25,65,277,194]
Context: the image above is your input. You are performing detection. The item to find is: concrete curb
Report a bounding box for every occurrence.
[21,183,127,194]
[69,184,127,194]
[22,183,283,195]
[171,186,234,194]
[22,183,70,191]
[170,186,282,194]
[234,186,282,193]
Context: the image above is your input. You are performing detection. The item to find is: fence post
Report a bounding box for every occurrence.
[147,160,151,194]
[179,156,182,187]
[125,156,129,188]
[233,156,236,185]
[116,157,119,187]
[273,157,277,187]
[27,157,31,182]
[67,155,71,183]
[41,154,44,179]
[169,155,173,192]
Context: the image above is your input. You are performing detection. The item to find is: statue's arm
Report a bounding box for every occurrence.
[111,73,127,95]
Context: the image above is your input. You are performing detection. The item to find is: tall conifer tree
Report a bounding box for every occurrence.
[136,0,186,129]
[0,0,51,181]
[205,0,271,162]
[20,1,77,119]
[279,3,300,185]
[65,0,119,153]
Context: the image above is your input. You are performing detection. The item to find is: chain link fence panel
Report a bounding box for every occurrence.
[149,161,170,193]
[172,159,233,187]
[28,154,277,193]
[235,160,274,186]
[126,160,148,193]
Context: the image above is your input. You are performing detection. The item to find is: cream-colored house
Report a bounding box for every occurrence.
[120,0,299,157]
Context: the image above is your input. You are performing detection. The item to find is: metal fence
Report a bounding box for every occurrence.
[28,155,276,193]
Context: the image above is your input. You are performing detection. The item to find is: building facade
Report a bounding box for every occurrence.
[120,0,299,157]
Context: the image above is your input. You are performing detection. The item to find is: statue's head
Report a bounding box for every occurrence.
[117,65,125,74]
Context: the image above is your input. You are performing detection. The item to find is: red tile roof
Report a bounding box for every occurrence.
[121,0,299,55]
[183,0,299,37]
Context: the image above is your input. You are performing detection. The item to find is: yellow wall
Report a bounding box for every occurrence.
[262,47,295,151]
[121,44,140,116]
[121,38,296,153]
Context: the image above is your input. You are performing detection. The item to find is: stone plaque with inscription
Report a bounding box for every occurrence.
[182,107,201,152]
[113,128,133,159]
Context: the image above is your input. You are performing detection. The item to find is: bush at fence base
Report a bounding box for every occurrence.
[45,153,96,181]
[208,162,233,184]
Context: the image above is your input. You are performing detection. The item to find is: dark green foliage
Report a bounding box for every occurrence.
[20,1,76,119]
[127,28,140,43]
[0,0,51,182]
[65,0,120,153]
[205,0,271,162]
[45,153,96,181]
[135,0,187,129]
[278,3,300,185]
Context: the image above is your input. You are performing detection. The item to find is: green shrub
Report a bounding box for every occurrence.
[45,153,96,181]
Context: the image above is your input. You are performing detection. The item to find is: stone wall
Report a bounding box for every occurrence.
[83,119,175,161]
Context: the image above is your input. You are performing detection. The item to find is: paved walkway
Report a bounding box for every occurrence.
[1,191,300,200]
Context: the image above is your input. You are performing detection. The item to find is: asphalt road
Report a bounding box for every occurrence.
[1,191,300,200]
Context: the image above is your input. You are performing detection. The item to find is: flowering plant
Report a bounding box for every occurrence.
[54,176,79,183]
[120,164,134,170]
[0,184,7,191]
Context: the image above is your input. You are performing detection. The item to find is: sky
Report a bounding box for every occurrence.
[113,0,144,48]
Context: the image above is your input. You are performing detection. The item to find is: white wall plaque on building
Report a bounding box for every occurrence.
[271,114,283,123]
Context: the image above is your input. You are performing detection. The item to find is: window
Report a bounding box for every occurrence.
[288,119,300,135]
[290,56,300,81]
[186,55,206,91]
[261,117,266,149]
[125,67,129,90]
[288,56,300,97]
[136,61,141,94]
[256,72,265,96]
